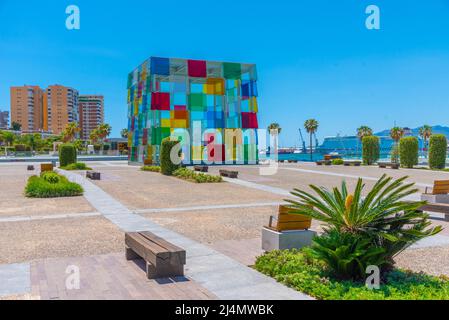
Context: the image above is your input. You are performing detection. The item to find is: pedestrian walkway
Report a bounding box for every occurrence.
[56,169,312,300]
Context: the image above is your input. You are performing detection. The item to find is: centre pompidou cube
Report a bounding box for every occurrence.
[127,57,259,165]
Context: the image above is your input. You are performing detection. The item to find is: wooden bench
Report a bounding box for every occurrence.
[344,160,362,167]
[194,165,209,173]
[40,163,53,172]
[424,180,449,195]
[125,232,186,279]
[378,162,400,169]
[288,160,298,163]
[219,169,239,179]
[266,205,312,232]
[27,165,35,171]
[86,171,101,180]
[316,160,331,166]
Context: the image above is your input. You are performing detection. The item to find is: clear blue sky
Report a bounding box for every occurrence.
[1,0,449,146]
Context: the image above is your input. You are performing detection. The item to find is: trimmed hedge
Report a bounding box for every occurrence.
[332,159,344,165]
[429,134,447,170]
[399,137,419,168]
[141,166,161,173]
[41,171,61,184]
[61,162,92,171]
[362,136,380,165]
[25,174,83,198]
[173,168,223,183]
[59,144,77,167]
[160,138,181,176]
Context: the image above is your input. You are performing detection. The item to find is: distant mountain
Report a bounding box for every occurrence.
[375,125,449,139]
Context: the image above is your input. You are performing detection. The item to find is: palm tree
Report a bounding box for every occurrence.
[390,127,404,144]
[304,119,319,161]
[419,125,432,157]
[96,124,112,142]
[11,121,21,131]
[2,131,15,146]
[90,129,99,144]
[62,122,81,143]
[121,128,129,139]
[267,123,282,136]
[356,126,373,141]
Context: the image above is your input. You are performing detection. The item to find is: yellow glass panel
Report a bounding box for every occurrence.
[192,146,203,161]
[161,119,171,127]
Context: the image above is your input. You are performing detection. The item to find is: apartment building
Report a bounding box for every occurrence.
[10,86,44,131]
[0,110,9,129]
[44,85,79,135]
[79,95,104,140]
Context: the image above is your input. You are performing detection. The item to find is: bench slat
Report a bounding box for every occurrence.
[125,233,170,265]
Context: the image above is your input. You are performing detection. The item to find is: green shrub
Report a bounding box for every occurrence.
[362,136,380,165]
[141,166,161,172]
[103,144,110,151]
[160,138,181,176]
[40,171,61,184]
[25,175,83,198]
[255,249,449,300]
[94,144,102,152]
[429,134,447,170]
[61,162,92,171]
[285,175,441,279]
[14,144,26,152]
[399,137,419,168]
[331,159,344,165]
[173,168,223,183]
[59,144,77,167]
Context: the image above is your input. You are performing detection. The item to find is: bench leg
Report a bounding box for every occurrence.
[125,247,140,261]
[146,262,184,279]
[445,214,449,222]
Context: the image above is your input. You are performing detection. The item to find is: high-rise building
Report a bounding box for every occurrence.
[10,86,44,131]
[44,85,79,135]
[127,57,259,165]
[0,110,9,129]
[79,95,104,140]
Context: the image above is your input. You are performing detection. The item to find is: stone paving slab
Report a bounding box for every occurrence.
[0,263,30,297]
[57,168,311,300]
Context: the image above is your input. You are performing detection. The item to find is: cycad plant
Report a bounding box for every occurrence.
[286,175,441,279]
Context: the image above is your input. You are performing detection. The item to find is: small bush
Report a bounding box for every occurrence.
[40,171,61,184]
[25,175,83,198]
[255,249,449,300]
[61,162,92,171]
[141,166,161,172]
[390,144,399,164]
[173,168,223,183]
[331,159,344,165]
[399,137,419,168]
[362,136,380,165]
[160,138,181,176]
[59,144,77,167]
[14,144,26,152]
[429,134,447,170]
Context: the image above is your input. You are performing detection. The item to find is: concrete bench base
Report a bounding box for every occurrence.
[262,228,317,252]
[421,194,449,205]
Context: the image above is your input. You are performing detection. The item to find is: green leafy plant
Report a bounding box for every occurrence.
[61,162,92,171]
[141,166,161,172]
[59,144,77,167]
[399,137,419,168]
[285,175,441,278]
[25,174,83,198]
[429,134,447,170]
[390,144,400,164]
[160,138,181,176]
[255,249,449,300]
[40,171,61,184]
[332,159,344,165]
[173,168,223,183]
[362,136,380,165]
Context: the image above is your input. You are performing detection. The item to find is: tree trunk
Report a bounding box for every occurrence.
[310,134,313,161]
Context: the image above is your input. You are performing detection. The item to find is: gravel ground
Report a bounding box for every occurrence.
[0,165,94,217]
[0,216,124,264]
[395,246,449,277]
[144,205,324,244]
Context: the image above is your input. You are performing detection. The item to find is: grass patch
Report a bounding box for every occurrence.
[255,249,449,300]
[331,159,344,165]
[141,166,161,173]
[60,162,92,171]
[25,173,83,198]
[173,168,223,183]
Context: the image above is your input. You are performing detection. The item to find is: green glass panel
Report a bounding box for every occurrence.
[223,63,242,80]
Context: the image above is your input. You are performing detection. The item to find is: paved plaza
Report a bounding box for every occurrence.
[1,161,449,299]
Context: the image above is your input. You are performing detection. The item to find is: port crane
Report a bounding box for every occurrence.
[298,129,307,153]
